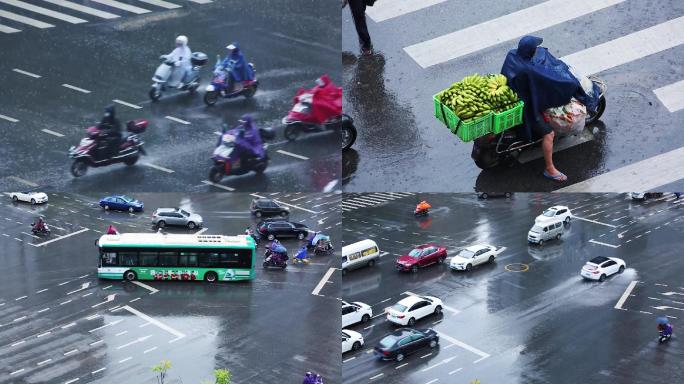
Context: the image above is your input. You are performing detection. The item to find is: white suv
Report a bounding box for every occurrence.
[342,300,372,328]
[581,256,626,281]
[536,205,572,224]
[386,295,443,326]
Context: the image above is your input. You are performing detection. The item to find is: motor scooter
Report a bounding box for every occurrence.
[149,52,208,101]
[204,55,258,106]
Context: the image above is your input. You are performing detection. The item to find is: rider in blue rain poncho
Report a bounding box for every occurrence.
[500,35,598,183]
[221,42,255,91]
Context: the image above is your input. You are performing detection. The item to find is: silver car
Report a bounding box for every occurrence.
[152,208,203,229]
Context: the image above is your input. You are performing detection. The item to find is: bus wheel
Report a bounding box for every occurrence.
[124,270,137,281]
[205,271,218,283]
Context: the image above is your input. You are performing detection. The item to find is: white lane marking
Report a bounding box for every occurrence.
[425,380,439,384]
[92,367,107,374]
[395,362,408,369]
[573,216,618,228]
[91,0,150,14]
[654,79,684,113]
[366,0,446,22]
[164,115,191,125]
[188,0,212,3]
[138,0,180,8]
[63,349,78,356]
[36,288,48,293]
[59,300,72,305]
[41,128,65,137]
[589,239,620,248]
[89,340,103,346]
[37,331,51,338]
[12,68,41,78]
[322,180,338,193]
[143,346,158,354]
[132,281,159,294]
[0,113,19,122]
[370,373,384,380]
[312,268,336,296]
[117,335,152,349]
[562,16,684,76]
[558,145,684,192]
[67,282,90,295]
[195,228,208,235]
[421,356,456,372]
[113,99,142,109]
[449,368,463,375]
[404,0,624,68]
[144,163,174,173]
[119,357,132,364]
[115,331,128,336]
[473,356,489,363]
[0,0,87,23]
[64,379,79,384]
[201,180,235,191]
[7,175,38,187]
[58,280,71,286]
[61,322,76,329]
[61,83,91,93]
[10,369,24,375]
[21,231,40,239]
[14,296,27,301]
[37,307,50,313]
[652,305,684,311]
[89,319,123,332]
[251,193,319,213]
[31,228,89,247]
[436,331,490,359]
[92,294,116,308]
[615,281,638,310]
[37,358,52,366]
[0,10,54,28]
[42,0,119,19]
[122,305,186,339]
[0,23,21,33]
[11,340,25,347]
[276,149,309,160]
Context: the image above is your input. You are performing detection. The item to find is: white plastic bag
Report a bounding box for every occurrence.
[543,98,587,136]
[568,65,594,96]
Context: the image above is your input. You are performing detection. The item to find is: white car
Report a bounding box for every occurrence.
[450,244,502,271]
[342,300,373,328]
[581,256,626,281]
[386,295,443,326]
[10,191,48,204]
[536,205,572,224]
[342,329,364,353]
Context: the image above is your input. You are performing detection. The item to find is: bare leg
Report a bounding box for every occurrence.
[542,131,567,181]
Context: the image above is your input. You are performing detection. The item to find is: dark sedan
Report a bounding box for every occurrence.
[374,328,439,362]
[257,219,309,240]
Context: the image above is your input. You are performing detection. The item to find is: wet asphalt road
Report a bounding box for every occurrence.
[342,0,684,192]
[0,192,342,384]
[341,192,684,384]
[0,0,341,193]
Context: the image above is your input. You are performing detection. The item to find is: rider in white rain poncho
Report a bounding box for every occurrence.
[164,35,192,86]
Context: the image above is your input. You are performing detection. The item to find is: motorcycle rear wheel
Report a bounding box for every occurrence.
[254,157,268,174]
[204,90,219,106]
[208,165,224,183]
[284,124,301,141]
[124,154,139,166]
[149,87,162,102]
[71,159,88,177]
[242,83,257,98]
[341,117,357,150]
[586,95,606,124]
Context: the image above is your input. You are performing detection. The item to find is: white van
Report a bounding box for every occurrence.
[342,239,380,274]
[528,219,564,245]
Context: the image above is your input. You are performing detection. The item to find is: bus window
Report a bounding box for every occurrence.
[237,249,253,268]
[101,251,117,266]
[159,252,178,267]
[219,252,240,267]
[178,252,198,267]
[139,252,158,267]
[199,252,220,268]
[120,252,138,266]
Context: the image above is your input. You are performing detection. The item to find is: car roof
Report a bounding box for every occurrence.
[387,328,420,338]
[414,244,438,250]
[396,295,423,307]
[588,256,610,264]
[156,207,180,212]
[464,244,491,252]
[547,205,569,211]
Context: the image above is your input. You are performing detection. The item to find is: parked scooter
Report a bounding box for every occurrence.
[69,120,148,177]
[149,52,208,101]
[208,121,275,183]
[204,55,258,106]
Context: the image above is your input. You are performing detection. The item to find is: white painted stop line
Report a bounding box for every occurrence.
[42,0,119,19]
[0,0,87,23]
[366,0,446,22]
[654,79,684,113]
[614,280,638,309]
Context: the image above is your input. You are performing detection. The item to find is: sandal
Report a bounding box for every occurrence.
[543,170,567,182]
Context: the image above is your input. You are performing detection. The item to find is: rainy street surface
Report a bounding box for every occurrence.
[342,0,684,192]
[0,0,340,193]
[341,192,684,384]
[0,192,342,383]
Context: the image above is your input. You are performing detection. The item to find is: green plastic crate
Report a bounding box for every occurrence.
[492,100,524,134]
[433,93,492,142]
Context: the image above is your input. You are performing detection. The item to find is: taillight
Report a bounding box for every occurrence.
[382,351,390,356]
[592,270,600,274]
[259,227,266,233]
[397,315,405,319]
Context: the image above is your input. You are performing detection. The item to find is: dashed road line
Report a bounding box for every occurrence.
[61,83,91,93]
[0,113,19,122]
[589,239,620,248]
[92,367,107,374]
[12,68,41,78]
[201,180,235,191]
[276,149,309,160]
[113,99,142,109]
[144,163,175,173]
[165,115,191,125]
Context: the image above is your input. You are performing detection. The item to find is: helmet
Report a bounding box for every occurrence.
[175,35,188,46]
[226,43,237,51]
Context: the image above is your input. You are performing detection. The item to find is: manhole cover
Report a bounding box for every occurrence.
[504,263,529,272]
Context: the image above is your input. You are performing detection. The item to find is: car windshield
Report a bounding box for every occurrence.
[542,210,555,217]
[121,196,133,202]
[408,249,422,257]
[179,209,190,217]
[458,249,475,258]
[390,303,407,312]
[531,225,543,233]
[378,335,397,349]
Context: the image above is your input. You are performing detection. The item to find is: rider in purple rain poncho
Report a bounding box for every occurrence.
[216,114,265,165]
[220,42,255,91]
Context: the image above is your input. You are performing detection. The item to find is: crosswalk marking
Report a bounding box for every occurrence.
[90,0,151,14]
[137,0,181,9]
[0,0,87,24]
[343,193,415,211]
[188,0,212,3]
[653,79,684,113]
[0,23,20,33]
[366,0,446,22]
[41,0,120,19]
[561,16,684,76]
[0,9,54,28]
[404,0,625,68]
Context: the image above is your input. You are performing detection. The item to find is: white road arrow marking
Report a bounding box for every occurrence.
[617,230,628,239]
[91,294,116,308]
[421,356,456,372]
[116,335,152,349]
[652,305,684,311]
[67,282,91,295]
[660,292,684,296]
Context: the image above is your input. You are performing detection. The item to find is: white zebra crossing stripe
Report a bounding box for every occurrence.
[41,0,120,19]
[90,0,151,14]
[0,23,20,33]
[188,0,212,3]
[357,196,389,204]
[561,16,684,76]
[366,0,446,22]
[404,0,625,68]
[0,0,87,23]
[0,9,54,28]
[653,79,684,113]
[137,0,181,9]
[343,200,375,208]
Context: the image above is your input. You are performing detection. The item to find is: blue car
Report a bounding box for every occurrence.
[99,195,144,212]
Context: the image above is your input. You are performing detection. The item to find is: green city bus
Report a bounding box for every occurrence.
[97,233,256,282]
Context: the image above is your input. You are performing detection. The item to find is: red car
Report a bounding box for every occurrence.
[396,244,447,273]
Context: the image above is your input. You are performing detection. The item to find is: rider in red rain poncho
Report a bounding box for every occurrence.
[288,74,342,125]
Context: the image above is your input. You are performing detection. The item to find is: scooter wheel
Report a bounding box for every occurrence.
[149,87,161,102]
[254,158,268,174]
[341,120,357,150]
[208,166,224,183]
[124,155,139,166]
[472,140,500,170]
[242,83,257,98]
[284,125,301,141]
[204,91,219,106]
[71,159,88,177]
[262,262,268,268]
[586,96,606,124]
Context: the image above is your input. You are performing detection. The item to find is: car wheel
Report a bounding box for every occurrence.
[395,353,405,362]
[352,341,361,351]
[204,271,218,283]
[255,211,262,218]
[438,256,445,264]
[267,234,275,241]
[504,192,512,198]
[411,265,418,273]
[408,317,416,326]
[157,221,166,228]
[466,264,472,272]
[104,205,110,210]
[618,265,625,274]
[12,195,18,202]
[538,240,543,246]
[297,232,305,240]
[280,211,288,217]
[434,306,442,315]
[556,234,561,240]
[30,199,36,205]
[342,268,347,275]
[429,339,438,348]
[488,256,495,263]
[368,259,376,267]
[187,222,196,229]
[599,274,606,282]
[565,216,571,223]
[481,193,488,199]
[124,270,137,281]
[361,314,370,323]
[128,207,134,213]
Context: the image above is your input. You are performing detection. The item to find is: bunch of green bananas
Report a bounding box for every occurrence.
[438,73,519,122]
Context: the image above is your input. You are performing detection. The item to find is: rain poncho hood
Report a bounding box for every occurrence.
[286,74,342,124]
[501,36,594,140]
[312,232,330,245]
[219,114,265,158]
[270,242,287,254]
[221,42,254,82]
